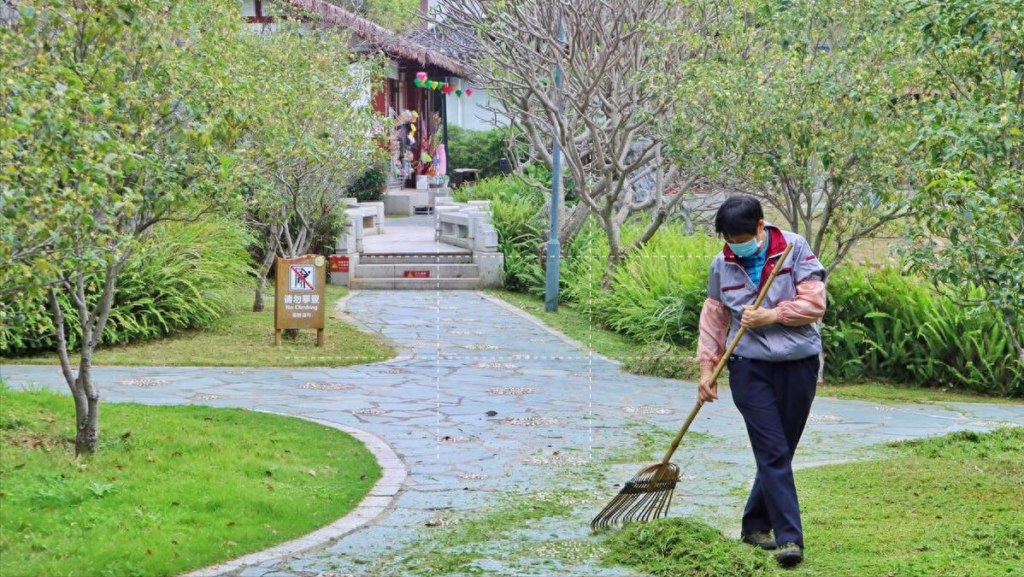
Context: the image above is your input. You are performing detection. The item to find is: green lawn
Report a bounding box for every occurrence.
[0,385,381,577]
[488,289,1021,406]
[603,427,1024,577]
[2,286,395,368]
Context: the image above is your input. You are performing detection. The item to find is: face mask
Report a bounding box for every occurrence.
[728,236,761,258]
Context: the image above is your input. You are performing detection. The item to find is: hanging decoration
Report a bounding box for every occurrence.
[414,72,473,97]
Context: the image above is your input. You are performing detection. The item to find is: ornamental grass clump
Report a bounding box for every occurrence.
[824,266,1023,397]
[0,219,252,355]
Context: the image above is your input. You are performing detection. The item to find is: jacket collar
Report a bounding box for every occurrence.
[722,223,787,264]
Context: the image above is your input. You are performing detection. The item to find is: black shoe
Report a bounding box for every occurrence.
[740,531,778,550]
[774,542,804,567]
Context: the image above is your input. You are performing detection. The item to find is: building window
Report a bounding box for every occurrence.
[247,0,273,24]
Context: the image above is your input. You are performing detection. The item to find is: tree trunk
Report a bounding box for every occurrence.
[600,211,624,289]
[253,233,280,312]
[51,260,124,456]
[1001,313,1024,366]
[601,251,621,289]
[253,287,266,313]
[72,376,100,455]
[556,203,591,247]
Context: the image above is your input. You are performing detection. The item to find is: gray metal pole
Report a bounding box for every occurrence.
[545,13,566,312]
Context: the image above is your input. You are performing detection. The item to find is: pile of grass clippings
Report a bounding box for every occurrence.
[602,518,776,577]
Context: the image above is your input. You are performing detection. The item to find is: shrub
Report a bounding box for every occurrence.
[447,126,507,180]
[455,176,547,291]
[462,177,1024,397]
[1,219,253,355]
[589,230,720,345]
[346,162,388,202]
[824,266,1023,397]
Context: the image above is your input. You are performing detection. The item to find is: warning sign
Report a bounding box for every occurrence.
[329,255,349,273]
[274,255,326,345]
[290,265,316,291]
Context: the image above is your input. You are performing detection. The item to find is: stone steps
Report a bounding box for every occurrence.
[360,253,474,265]
[354,263,480,279]
[350,277,485,290]
[350,254,489,290]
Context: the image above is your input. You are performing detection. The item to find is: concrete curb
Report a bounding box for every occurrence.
[181,412,407,577]
[475,290,621,366]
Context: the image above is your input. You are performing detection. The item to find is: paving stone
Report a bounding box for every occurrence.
[4,289,1023,577]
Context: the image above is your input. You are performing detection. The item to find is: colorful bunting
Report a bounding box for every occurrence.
[414,74,473,97]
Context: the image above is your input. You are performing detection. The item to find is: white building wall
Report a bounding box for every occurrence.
[445,84,508,132]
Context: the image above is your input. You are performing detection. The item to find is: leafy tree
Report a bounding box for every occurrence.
[235,19,383,312]
[325,0,421,31]
[903,0,1024,363]
[435,0,724,285]
[0,0,249,454]
[673,0,917,270]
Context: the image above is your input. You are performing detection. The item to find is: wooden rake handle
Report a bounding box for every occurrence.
[659,242,795,466]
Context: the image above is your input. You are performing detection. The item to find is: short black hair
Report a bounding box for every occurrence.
[715,195,763,236]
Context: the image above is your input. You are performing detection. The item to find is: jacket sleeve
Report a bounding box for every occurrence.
[791,236,826,283]
[697,297,730,367]
[776,279,827,326]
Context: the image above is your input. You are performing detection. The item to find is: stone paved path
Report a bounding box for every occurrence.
[4,290,1023,577]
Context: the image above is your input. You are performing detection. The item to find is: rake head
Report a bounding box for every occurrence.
[590,462,679,530]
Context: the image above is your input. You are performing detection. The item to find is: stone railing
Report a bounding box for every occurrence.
[329,199,382,285]
[340,199,384,253]
[435,200,498,252]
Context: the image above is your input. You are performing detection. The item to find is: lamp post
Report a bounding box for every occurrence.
[545,12,566,312]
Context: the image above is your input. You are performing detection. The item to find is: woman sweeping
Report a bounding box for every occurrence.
[697,195,827,568]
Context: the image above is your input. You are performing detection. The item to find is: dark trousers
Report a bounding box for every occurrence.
[728,355,819,547]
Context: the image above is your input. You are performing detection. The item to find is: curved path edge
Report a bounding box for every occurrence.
[181,411,408,577]
[474,290,621,366]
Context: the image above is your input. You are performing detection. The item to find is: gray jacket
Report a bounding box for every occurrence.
[707,224,827,362]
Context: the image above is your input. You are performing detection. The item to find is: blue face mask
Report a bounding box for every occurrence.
[728,236,761,258]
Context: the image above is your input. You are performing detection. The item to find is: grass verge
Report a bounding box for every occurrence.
[0,385,382,577]
[488,289,1021,405]
[602,427,1024,577]
[2,286,394,368]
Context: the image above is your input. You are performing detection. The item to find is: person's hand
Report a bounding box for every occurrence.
[741,305,778,328]
[698,365,718,403]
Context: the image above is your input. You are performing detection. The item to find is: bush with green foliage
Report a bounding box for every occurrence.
[463,177,1023,397]
[447,126,507,180]
[824,266,1023,397]
[346,162,389,203]
[454,177,547,291]
[0,220,253,356]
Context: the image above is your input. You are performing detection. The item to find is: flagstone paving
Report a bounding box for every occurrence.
[3,290,1023,577]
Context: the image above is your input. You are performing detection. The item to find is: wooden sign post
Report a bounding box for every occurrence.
[274,255,327,346]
